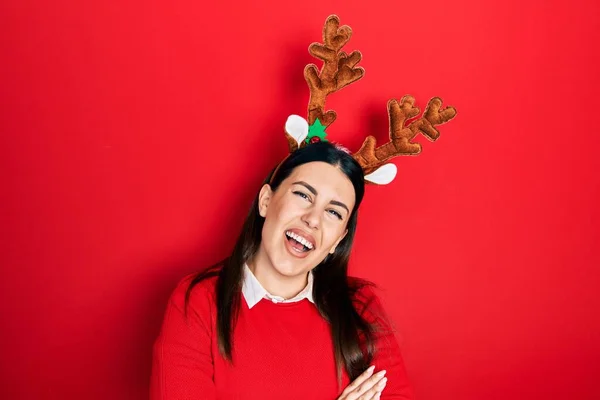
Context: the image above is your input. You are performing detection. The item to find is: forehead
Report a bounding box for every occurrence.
[285,162,356,203]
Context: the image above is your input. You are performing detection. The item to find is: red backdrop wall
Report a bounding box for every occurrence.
[1,1,599,399]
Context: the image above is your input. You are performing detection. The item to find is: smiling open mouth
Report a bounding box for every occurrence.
[285,231,314,253]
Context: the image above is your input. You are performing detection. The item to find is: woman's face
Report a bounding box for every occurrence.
[257,161,356,278]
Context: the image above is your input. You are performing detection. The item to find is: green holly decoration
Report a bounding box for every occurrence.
[306,118,328,144]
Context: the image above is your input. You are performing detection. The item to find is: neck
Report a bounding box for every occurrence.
[248,252,309,300]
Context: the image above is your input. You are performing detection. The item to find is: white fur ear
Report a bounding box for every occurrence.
[364,163,397,185]
[285,115,309,147]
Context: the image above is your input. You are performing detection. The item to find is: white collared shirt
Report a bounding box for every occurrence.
[241,264,315,309]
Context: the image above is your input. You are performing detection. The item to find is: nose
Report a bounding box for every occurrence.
[301,207,320,230]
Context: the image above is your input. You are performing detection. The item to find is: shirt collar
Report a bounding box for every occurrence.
[241,263,314,309]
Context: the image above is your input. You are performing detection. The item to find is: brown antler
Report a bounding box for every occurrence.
[286,15,364,152]
[353,96,457,175]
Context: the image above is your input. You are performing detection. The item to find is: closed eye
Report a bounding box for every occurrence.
[293,191,311,202]
[328,209,343,220]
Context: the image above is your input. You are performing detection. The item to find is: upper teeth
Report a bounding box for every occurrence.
[286,231,314,250]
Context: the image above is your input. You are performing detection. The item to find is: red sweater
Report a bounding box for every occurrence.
[150,274,414,399]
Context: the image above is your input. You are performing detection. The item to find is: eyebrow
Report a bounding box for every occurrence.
[292,181,350,214]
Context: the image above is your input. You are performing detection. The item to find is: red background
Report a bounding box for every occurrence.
[1,1,599,399]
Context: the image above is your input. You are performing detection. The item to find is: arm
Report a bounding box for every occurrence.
[358,285,415,400]
[150,276,216,399]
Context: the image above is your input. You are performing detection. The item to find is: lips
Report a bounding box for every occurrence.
[284,231,313,258]
[285,228,316,250]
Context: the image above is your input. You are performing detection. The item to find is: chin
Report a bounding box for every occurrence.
[271,258,310,277]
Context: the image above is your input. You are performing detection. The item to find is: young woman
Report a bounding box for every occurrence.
[150,141,414,399]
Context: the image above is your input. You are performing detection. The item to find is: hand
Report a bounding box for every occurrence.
[337,366,387,400]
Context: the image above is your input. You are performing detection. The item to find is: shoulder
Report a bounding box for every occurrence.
[167,270,219,315]
[347,276,391,327]
[347,276,381,305]
[155,271,219,345]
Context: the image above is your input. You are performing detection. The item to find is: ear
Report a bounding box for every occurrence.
[258,184,273,217]
[329,229,348,254]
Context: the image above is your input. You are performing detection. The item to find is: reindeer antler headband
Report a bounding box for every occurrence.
[283,15,457,185]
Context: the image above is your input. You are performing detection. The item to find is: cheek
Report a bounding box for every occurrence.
[262,202,289,243]
[321,222,346,248]
[261,216,279,245]
[268,196,302,224]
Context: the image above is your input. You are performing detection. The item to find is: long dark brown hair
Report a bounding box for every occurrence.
[185,141,377,381]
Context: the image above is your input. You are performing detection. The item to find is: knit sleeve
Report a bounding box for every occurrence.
[150,275,217,399]
[356,284,415,400]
